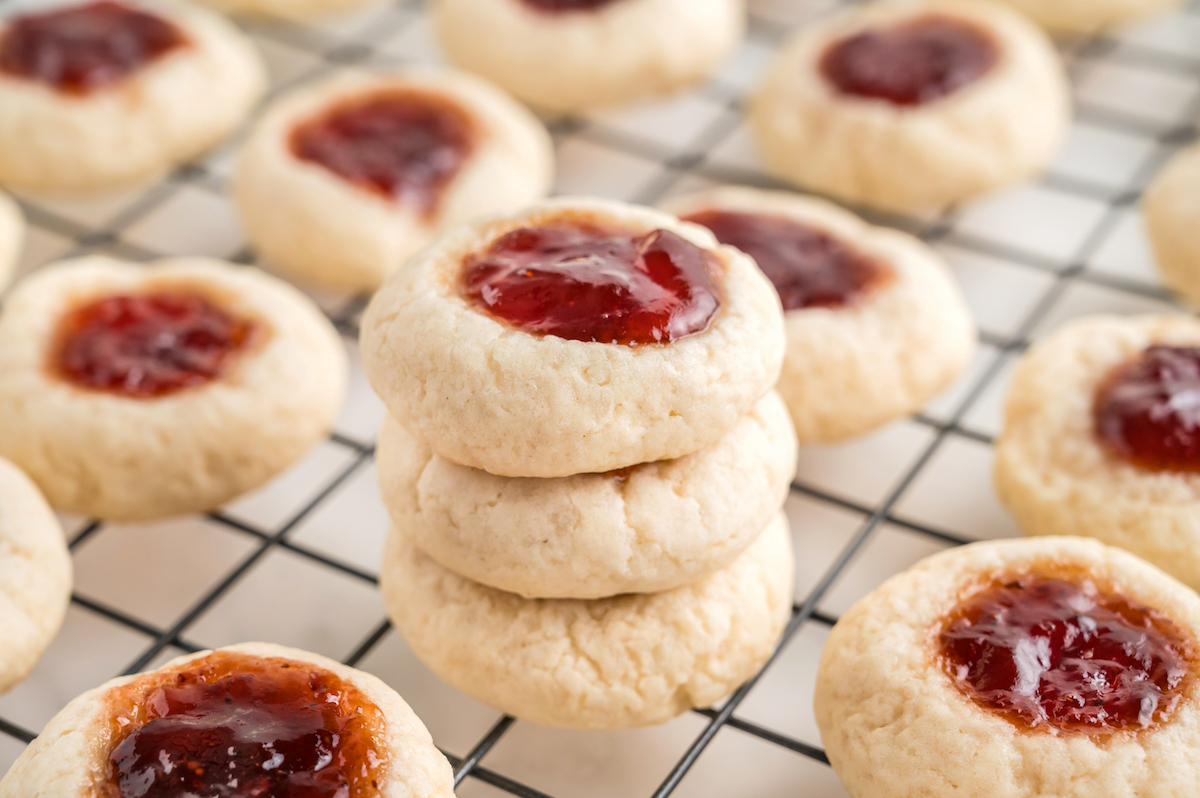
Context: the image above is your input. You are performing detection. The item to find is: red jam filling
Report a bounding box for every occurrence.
[520,0,622,10]
[463,222,722,345]
[290,92,475,215]
[684,209,887,312]
[104,653,386,798]
[820,14,997,106]
[941,575,1192,732]
[1094,346,1200,473]
[0,0,186,95]
[53,292,257,398]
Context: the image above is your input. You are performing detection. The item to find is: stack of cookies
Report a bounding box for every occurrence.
[361,197,797,730]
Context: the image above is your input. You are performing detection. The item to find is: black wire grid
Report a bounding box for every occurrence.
[0,0,1198,794]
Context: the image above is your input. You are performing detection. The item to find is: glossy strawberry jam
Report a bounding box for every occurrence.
[941,575,1192,731]
[0,0,187,95]
[521,0,622,10]
[820,15,997,106]
[54,292,257,398]
[104,652,386,798]
[684,209,887,311]
[462,222,722,345]
[290,92,475,214]
[1094,346,1200,472]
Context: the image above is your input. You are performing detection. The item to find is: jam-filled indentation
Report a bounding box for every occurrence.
[684,208,888,311]
[1094,345,1200,473]
[53,291,257,398]
[940,575,1193,732]
[462,221,722,345]
[820,14,997,106]
[103,652,387,798]
[0,0,187,94]
[290,91,476,215]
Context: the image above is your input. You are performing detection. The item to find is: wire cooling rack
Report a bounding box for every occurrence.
[1,0,1199,794]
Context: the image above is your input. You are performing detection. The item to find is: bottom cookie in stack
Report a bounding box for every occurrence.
[381,512,794,730]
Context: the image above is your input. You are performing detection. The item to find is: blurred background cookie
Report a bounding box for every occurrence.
[981,0,1184,34]
[0,0,265,193]
[666,187,975,442]
[0,256,346,520]
[433,0,745,111]
[1144,144,1200,309]
[0,191,22,291]
[995,314,1200,592]
[235,68,553,293]
[750,0,1068,212]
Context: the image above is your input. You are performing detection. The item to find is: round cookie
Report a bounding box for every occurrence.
[382,512,794,730]
[234,68,553,293]
[994,314,1200,593]
[664,187,976,442]
[815,536,1200,798]
[377,390,797,599]
[982,0,1183,33]
[0,255,347,520]
[750,0,1069,213]
[0,457,70,696]
[0,642,456,798]
[0,0,265,193]
[1144,144,1200,309]
[433,0,744,112]
[360,197,786,478]
[0,189,23,290]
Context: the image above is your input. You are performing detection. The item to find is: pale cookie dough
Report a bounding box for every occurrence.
[663,187,976,442]
[982,0,1183,33]
[750,0,1069,213]
[1145,144,1200,309]
[995,314,1200,593]
[377,390,796,599]
[0,190,22,290]
[361,197,786,478]
[0,0,265,193]
[193,0,380,21]
[0,256,346,520]
[234,68,553,293]
[816,536,1200,798]
[0,642,456,798]
[382,512,794,730]
[0,457,71,695]
[434,0,744,112]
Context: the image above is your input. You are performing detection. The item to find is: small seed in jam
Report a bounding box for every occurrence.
[104,652,386,798]
[684,209,887,312]
[0,0,187,95]
[941,576,1192,731]
[462,222,722,345]
[1094,345,1200,473]
[290,91,475,215]
[820,15,997,106]
[54,292,257,398]
[521,0,622,10]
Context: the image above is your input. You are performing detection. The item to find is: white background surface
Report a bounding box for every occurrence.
[2,0,1199,794]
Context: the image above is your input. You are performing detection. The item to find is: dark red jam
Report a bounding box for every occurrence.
[103,652,386,798]
[0,0,186,95]
[820,14,997,106]
[1094,346,1200,473]
[463,222,722,345]
[54,292,257,399]
[684,209,887,312]
[521,0,622,10]
[290,92,475,215]
[941,575,1193,732]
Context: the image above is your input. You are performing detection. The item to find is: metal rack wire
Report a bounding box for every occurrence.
[1,0,1198,794]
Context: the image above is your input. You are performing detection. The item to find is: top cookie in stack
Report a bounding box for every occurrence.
[360,197,796,729]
